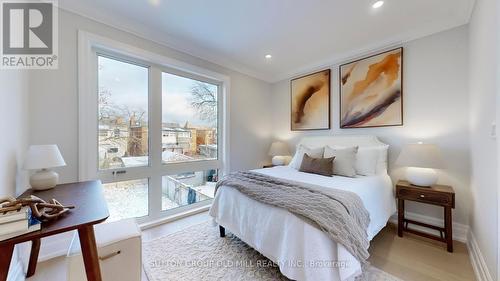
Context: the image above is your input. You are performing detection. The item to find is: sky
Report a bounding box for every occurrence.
[98,56,217,127]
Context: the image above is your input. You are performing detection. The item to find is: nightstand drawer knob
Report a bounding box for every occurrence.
[420,194,425,198]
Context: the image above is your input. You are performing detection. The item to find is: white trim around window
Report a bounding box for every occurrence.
[77,30,230,222]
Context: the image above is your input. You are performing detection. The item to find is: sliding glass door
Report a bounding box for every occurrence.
[90,51,224,223]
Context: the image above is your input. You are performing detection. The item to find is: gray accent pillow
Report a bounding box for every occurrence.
[299,154,335,176]
[323,146,359,177]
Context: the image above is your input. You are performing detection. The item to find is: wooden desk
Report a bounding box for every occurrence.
[0,180,109,281]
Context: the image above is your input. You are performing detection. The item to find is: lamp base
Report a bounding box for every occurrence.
[272,156,287,166]
[30,169,59,190]
[406,167,438,187]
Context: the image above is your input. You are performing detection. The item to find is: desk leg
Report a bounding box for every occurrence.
[0,243,14,281]
[445,206,453,252]
[398,199,404,237]
[26,238,41,277]
[78,225,102,281]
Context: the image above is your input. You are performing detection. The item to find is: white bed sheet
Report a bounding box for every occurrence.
[209,166,396,281]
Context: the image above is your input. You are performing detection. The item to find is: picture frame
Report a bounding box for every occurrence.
[339,47,403,129]
[290,69,331,131]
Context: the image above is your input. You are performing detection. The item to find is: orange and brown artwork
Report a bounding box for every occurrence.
[291,69,330,130]
[340,48,403,128]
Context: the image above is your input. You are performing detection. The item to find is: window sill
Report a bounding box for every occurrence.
[139,204,211,230]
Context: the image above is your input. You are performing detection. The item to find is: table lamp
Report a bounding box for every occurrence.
[395,142,444,187]
[24,145,66,190]
[268,141,290,166]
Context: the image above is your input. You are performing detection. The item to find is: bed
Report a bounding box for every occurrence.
[209,135,397,281]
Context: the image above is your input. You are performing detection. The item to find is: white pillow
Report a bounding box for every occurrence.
[374,145,389,174]
[289,145,324,170]
[324,146,358,177]
[355,147,380,176]
[328,145,389,176]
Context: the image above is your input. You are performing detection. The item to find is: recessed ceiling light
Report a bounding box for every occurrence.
[372,0,384,9]
[265,54,272,59]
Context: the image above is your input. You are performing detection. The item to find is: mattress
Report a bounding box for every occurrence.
[209,166,396,281]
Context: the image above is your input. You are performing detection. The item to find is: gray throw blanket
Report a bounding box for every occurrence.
[215,171,371,265]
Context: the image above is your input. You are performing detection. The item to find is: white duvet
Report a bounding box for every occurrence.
[209,166,396,281]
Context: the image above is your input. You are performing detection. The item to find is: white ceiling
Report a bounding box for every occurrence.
[59,0,475,82]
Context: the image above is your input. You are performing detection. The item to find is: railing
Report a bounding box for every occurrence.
[163,176,211,206]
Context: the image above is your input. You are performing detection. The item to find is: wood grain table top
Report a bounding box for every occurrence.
[0,180,109,245]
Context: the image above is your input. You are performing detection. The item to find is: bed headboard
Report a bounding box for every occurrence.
[297,135,388,148]
[297,135,389,174]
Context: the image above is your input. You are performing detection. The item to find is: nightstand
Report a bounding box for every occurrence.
[396,180,455,252]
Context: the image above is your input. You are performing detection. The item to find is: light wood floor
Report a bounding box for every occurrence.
[31,212,476,281]
[368,224,476,281]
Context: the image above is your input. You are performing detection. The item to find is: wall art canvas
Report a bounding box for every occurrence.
[290,69,330,130]
[339,48,403,128]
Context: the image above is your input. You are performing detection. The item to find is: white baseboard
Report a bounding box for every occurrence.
[389,211,469,243]
[467,231,494,281]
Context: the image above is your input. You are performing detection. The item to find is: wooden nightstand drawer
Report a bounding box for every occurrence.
[397,188,452,206]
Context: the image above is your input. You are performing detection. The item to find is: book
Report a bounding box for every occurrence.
[0,217,41,242]
[0,206,30,224]
[0,219,28,236]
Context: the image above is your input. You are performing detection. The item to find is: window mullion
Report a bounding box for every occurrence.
[148,66,163,218]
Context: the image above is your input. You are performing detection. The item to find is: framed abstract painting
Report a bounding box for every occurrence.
[339,47,403,128]
[290,69,331,131]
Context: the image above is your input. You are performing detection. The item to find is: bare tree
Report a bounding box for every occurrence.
[98,85,147,160]
[190,82,217,125]
[98,87,113,121]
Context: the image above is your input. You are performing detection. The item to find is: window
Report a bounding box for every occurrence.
[162,73,218,163]
[79,33,227,224]
[103,179,149,222]
[162,169,217,211]
[98,56,149,170]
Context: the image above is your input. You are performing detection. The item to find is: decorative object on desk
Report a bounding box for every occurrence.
[395,142,444,187]
[0,196,23,213]
[268,141,291,166]
[339,48,403,128]
[23,144,66,190]
[0,195,74,222]
[291,69,330,130]
[0,198,41,242]
[0,203,29,223]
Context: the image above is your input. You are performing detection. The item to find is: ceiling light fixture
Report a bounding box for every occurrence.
[265,54,272,59]
[372,0,384,9]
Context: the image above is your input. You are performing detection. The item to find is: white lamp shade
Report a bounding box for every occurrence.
[395,143,444,169]
[24,145,66,170]
[268,141,290,156]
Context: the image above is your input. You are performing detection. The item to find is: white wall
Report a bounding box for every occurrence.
[270,26,471,225]
[0,70,30,279]
[28,8,272,184]
[469,0,499,278]
[0,72,29,196]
